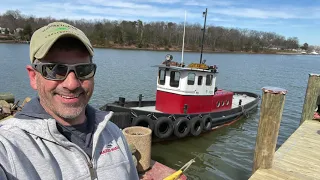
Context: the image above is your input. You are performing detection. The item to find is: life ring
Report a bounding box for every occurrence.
[202,115,212,131]
[132,115,155,131]
[189,116,204,136]
[173,117,190,138]
[154,117,174,139]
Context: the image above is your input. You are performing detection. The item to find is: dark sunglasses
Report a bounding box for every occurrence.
[32,63,97,80]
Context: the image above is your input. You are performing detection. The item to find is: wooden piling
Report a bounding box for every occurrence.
[252,86,287,174]
[300,74,320,125]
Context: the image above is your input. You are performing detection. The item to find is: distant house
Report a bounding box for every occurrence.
[15,28,24,33]
[0,27,5,34]
[0,27,11,35]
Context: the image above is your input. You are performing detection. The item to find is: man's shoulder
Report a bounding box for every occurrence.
[0,117,44,137]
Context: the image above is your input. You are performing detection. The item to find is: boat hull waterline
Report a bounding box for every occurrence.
[100,91,260,141]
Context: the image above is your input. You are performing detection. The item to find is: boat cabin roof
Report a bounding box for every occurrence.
[153,64,217,73]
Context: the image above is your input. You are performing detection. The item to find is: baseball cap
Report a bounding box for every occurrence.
[29,22,94,63]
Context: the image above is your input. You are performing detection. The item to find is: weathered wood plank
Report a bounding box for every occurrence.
[250,168,300,180]
[252,87,287,174]
[250,120,320,180]
[300,74,320,125]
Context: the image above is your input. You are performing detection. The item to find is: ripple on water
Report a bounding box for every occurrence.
[1,45,318,180]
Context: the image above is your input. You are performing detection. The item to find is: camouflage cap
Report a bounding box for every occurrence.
[29,22,94,63]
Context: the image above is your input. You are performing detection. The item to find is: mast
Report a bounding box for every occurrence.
[181,11,187,64]
[199,8,207,64]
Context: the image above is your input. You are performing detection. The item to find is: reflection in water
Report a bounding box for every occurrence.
[152,110,259,180]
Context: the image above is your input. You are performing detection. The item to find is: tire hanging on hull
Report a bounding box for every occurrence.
[110,112,132,129]
[132,115,155,131]
[202,115,212,131]
[189,116,204,136]
[154,117,174,139]
[173,117,190,138]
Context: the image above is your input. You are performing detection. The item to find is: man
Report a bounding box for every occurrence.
[0,22,139,180]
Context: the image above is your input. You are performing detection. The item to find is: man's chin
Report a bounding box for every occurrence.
[56,107,84,120]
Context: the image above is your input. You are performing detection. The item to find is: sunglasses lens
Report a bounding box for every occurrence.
[42,64,68,80]
[38,63,96,80]
[76,64,96,79]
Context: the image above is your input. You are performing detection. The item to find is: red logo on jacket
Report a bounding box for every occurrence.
[100,142,120,155]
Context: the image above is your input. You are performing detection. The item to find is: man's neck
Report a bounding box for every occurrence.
[55,114,87,126]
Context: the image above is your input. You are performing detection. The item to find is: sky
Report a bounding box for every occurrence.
[1,0,320,46]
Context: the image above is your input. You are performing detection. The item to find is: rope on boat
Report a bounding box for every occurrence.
[168,115,177,121]
[241,105,249,118]
[130,110,138,118]
[147,112,158,120]
[163,158,196,180]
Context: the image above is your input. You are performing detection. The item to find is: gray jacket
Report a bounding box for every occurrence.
[0,99,139,180]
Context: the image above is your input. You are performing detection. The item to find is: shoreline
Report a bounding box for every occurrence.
[0,40,305,55]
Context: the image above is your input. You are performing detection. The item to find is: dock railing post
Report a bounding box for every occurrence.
[252,86,287,174]
[300,74,320,125]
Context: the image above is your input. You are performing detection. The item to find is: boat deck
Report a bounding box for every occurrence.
[131,93,256,113]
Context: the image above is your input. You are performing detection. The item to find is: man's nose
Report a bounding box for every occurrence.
[61,71,81,90]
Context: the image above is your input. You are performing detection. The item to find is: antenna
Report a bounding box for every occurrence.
[200,8,207,64]
[181,10,187,64]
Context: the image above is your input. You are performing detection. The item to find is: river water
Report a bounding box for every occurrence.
[1,43,318,180]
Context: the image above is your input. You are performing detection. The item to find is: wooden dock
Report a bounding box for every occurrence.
[250,74,320,180]
[249,120,320,180]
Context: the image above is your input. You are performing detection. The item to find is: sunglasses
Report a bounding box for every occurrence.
[32,63,97,80]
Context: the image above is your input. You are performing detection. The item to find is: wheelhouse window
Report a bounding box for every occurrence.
[158,69,166,85]
[206,74,213,86]
[198,76,203,85]
[170,71,180,87]
[187,73,196,85]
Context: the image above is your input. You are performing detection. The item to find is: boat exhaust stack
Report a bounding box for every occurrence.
[138,94,143,107]
[119,97,126,107]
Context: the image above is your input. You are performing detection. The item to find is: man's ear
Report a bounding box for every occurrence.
[26,65,38,90]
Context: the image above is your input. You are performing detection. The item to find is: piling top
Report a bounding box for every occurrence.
[261,86,287,95]
[309,73,320,77]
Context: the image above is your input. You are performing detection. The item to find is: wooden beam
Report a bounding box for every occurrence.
[300,74,320,125]
[252,86,287,174]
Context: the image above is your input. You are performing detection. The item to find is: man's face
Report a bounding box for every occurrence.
[28,49,94,122]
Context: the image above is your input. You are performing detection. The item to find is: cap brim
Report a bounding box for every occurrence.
[34,33,94,60]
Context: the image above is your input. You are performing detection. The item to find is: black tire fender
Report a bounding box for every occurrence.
[154,117,174,139]
[173,117,190,138]
[202,115,212,131]
[190,116,204,136]
[132,115,155,131]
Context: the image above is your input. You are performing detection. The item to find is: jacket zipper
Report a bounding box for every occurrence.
[88,160,97,180]
[79,150,97,180]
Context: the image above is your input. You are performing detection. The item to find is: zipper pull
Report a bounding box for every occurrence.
[88,161,97,180]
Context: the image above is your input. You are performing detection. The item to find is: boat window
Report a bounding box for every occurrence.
[198,76,203,85]
[206,74,213,86]
[158,69,166,85]
[226,100,229,106]
[187,73,196,85]
[170,71,180,87]
[221,101,225,106]
[216,101,220,107]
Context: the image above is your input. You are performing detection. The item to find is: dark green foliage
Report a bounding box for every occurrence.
[0,10,301,52]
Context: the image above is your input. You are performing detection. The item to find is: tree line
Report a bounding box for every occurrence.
[0,10,307,53]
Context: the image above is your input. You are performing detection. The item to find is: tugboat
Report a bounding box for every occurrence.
[100,9,260,141]
[100,54,260,141]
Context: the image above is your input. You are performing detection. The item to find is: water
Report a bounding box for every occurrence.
[1,43,319,180]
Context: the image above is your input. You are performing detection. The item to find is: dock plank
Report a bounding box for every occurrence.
[250,120,320,180]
